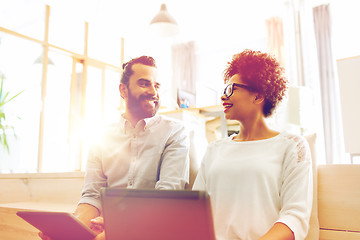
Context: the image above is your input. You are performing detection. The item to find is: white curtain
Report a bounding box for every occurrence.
[313,4,346,164]
[282,0,328,164]
[171,41,197,95]
[266,17,285,67]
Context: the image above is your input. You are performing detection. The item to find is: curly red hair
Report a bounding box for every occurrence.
[224,49,288,117]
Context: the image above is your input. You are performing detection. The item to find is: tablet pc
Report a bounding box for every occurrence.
[16,211,97,240]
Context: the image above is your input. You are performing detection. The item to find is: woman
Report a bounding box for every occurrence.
[193,49,313,240]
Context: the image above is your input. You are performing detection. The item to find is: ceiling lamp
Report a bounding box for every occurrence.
[34,52,55,65]
[150,4,179,37]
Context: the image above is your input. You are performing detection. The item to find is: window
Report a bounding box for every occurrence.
[0,34,42,172]
[0,3,123,173]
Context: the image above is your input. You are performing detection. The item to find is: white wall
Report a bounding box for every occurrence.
[336,56,360,154]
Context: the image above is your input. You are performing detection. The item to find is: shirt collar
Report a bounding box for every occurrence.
[120,114,160,132]
[143,114,160,130]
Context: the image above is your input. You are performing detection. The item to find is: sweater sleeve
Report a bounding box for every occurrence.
[277,135,313,240]
[192,142,215,191]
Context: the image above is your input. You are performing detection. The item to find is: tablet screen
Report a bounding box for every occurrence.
[17,211,97,240]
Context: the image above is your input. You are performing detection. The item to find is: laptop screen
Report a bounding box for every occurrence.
[101,188,215,240]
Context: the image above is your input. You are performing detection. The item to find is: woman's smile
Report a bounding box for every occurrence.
[222,102,233,113]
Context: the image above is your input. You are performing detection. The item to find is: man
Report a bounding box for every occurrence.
[39,56,190,239]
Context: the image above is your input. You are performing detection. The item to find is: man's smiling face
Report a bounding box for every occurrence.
[125,63,160,120]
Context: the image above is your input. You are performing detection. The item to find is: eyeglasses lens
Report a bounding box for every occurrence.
[225,84,233,97]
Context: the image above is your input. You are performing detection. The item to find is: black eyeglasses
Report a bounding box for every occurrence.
[223,83,256,98]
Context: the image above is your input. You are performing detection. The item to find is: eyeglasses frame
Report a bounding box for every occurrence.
[223,83,257,98]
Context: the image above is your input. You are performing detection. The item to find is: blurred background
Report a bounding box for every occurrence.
[0,0,359,173]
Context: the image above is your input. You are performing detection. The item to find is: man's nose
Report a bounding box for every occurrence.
[147,84,157,96]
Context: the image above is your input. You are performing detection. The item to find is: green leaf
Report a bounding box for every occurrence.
[0,76,23,153]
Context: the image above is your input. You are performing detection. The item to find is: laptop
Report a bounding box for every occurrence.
[101,188,215,240]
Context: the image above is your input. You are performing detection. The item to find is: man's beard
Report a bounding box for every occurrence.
[127,89,160,120]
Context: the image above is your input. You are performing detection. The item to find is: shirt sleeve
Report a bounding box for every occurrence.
[78,143,107,212]
[155,122,190,190]
[277,136,313,240]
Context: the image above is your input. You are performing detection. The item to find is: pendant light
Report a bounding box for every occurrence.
[150,4,179,37]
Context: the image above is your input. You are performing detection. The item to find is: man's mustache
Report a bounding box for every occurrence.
[140,95,159,102]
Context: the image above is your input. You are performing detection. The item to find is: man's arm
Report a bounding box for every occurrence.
[77,141,108,213]
[155,123,190,190]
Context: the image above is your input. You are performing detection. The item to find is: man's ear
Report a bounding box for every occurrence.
[119,83,128,100]
[253,95,265,104]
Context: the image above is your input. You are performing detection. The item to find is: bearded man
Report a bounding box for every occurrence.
[40,56,190,240]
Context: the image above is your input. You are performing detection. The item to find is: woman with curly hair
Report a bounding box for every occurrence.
[193,49,313,240]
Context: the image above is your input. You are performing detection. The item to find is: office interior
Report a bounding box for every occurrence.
[0,0,360,239]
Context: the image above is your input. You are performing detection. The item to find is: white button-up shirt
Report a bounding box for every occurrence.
[79,114,190,211]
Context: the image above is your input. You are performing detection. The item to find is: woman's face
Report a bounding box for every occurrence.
[221,74,258,121]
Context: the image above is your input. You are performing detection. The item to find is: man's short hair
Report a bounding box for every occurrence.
[120,56,157,85]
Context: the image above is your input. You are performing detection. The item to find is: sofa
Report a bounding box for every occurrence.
[304,134,360,240]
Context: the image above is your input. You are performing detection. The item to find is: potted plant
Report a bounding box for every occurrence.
[0,75,22,153]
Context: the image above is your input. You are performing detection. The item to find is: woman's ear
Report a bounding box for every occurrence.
[253,95,265,104]
[119,83,128,100]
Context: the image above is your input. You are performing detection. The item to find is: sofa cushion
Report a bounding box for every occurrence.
[304,133,319,240]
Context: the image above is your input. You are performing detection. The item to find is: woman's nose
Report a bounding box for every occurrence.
[221,93,228,101]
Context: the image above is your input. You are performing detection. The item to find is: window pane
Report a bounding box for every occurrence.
[41,50,73,172]
[81,65,103,169]
[88,23,122,66]
[67,62,84,171]
[104,69,122,124]
[0,34,42,173]
[0,0,45,40]
[49,8,84,54]
[331,1,360,59]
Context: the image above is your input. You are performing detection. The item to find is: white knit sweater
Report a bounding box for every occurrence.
[193,131,313,240]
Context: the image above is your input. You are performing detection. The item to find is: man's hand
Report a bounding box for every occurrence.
[91,216,106,240]
[38,231,51,240]
[74,203,101,227]
[90,217,104,235]
[94,232,105,240]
